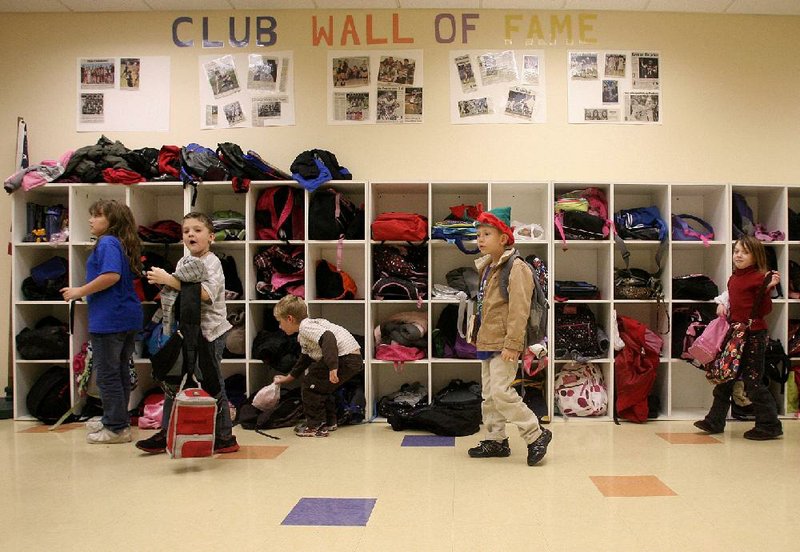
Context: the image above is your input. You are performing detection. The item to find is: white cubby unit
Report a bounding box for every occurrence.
[10,180,799,423]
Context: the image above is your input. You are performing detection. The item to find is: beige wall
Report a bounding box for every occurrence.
[1,9,799,389]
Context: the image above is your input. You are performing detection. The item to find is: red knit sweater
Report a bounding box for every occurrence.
[727,265,772,331]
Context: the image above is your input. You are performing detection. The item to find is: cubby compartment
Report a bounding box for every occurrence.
[70,185,128,243]
[731,185,787,240]
[671,184,728,243]
[670,243,728,300]
[129,183,185,240]
[554,242,612,300]
[491,182,549,241]
[12,184,70,243]
[430,182,487,224]
[669,361,713,419]
[369,182,429,232]
[248,182,305,244]
[612,182,669,218]
[14,363,70,420]
[193,181,247,237]
[307,242,367,300]
[13,245,69,303]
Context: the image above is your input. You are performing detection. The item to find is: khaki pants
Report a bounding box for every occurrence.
[481,354,542,445]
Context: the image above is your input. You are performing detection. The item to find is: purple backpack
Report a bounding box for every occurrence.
[672,214,714,245]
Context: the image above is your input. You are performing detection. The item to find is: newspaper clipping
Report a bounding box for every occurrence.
[458,97,492,118]
[223,100,245,126]
[80,93,104,123]
[205,105,218,126]
[377,56,416,85]
[521,55,540,85]
[604,53,626,78]
[602,80,619,103]
[454,54,477,93]
[584,108,620,122]
[376,87,404,123]
[477,51,518,85]
[624,92,659,122]
[251,97,285,126]
[333,56,370,88]
[505,86,535,121]
[632,52,659,90]
[404,87,423,123]
[248,54,278,91]
[570,52,598,80]
[119,58,140,91]
[204,55,240,99]
[333,92,370,121]
[80,59,115,89]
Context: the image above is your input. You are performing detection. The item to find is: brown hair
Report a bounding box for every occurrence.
[89,199,142,275]
[273,295,308,322]
[183,211,215,233]
[734,235,768,272]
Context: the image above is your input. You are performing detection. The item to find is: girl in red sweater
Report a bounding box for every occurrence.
[694,236,783,440]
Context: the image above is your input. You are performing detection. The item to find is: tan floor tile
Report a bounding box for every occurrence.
[589,475,678,497]
[655,432,723,444]
[215,444,288,459]
[18,422,82,433]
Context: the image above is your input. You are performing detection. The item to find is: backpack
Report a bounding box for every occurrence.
[614,315,662,423]
[308,188,362,240]
[290,149,352,192]
[554,303,605,360]
[672,274,719,301]
[671,214,714,245]
[212,210,246,241]
[671,306,714,360]
[334,377,366,426]
[732,192,755,238]
[434,304,477,359]
[254,186,304,241]
[136,250,175,301]
[431,203,484,254]
[22,256,68,300]
[179,143,229,205]
[375,342,425,372]
[242,149,291,181]
[377,382,429,419]
[497,252,549,345]
[26,365,72,424]
[615,206,667,241]
[764,246,783,298]
[763,338,790,393]
[386,379,481,436]
[218,253,243,299]
[16,316,69,360]
[371,212,428,242]
[137,220,182,244]
[316,259,358,300]
[789,208,800,241]
[554,361,608,416]
[554,280,599,300]
[554,187,611,244]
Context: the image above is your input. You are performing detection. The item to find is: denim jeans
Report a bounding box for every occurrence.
[91,330,137,432]
[704,330,782,433]
[162,334,233,440]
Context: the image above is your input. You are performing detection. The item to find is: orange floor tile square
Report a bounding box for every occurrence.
[590,475,677,497]
[19,423,82,434]
[656,432,722,444]
[215,445,288,460]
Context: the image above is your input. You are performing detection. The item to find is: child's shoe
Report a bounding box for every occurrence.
[295,424,329,437]
[743,427,783,441]
[693,420,723,434]
[526,428,552,466]
[135,429,167,454]
[87,427,132,444]
[468,438,511,458]
[214,435,240,453]
[85,418,103,433]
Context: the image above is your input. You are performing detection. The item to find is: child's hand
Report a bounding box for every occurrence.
[60,287,83,302]
[146,267,169,285]
[767,271,781,291]
[329,369,339,384]
[500,348,520,363]
[716,303,728,317]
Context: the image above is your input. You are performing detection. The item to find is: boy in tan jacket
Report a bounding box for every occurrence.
[468,207,552,466]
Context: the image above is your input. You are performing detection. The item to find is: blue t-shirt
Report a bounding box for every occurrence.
[86,235,142,334]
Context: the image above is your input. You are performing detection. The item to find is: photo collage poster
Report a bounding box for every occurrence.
[449,49,547,125]
[567,50,661,124]
[198,52,295,129]
[76,56,170,132]
[326,50,424,125]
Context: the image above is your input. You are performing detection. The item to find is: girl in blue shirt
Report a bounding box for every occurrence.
[61,199,142,444]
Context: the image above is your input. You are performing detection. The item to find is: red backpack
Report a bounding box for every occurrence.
[371,212,428,241]
[614,315,662,423]
[255,186,304,241]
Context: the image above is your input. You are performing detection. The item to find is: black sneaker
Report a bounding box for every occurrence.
[527,428,552,466]
[693,420,723,434]
[468,438,511,458]
[743,427,783,441]
[214,435,240,453]
[135,429,167,454]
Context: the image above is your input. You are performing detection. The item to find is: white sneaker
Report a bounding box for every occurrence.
[86,427,132,444]
[85,420,104,433]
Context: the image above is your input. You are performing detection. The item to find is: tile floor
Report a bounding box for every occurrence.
[1,417,797,551]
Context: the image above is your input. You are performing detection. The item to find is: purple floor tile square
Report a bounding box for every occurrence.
[401,435,455,447]
[281,497,377,526]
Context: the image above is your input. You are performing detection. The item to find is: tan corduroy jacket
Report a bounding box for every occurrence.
[473,248,533,353]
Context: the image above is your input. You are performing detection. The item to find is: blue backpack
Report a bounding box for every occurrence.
[672,214,714,245]
[614,206,667,241]
[732,192,755,238]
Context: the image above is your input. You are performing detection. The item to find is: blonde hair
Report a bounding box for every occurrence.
[274,295,308,321]
[735,235,768,272]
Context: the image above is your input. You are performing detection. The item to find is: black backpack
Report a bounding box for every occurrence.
[763,338,790,393]
[308,188,363,240]
[16,316,69,360]
[672,274,719,301]
[22,256,68,301]
[554,303,606,360]
[26,365,72,424]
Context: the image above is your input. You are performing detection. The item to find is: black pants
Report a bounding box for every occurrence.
[301,354,363,428]
[704,330,782,433]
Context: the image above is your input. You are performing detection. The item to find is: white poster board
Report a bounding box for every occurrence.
[76,56,171,132]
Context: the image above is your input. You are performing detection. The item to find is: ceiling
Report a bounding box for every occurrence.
[0,0,799,16]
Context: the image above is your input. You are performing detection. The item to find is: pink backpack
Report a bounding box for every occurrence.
[375,343,425,372]
[687,315,730,366]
